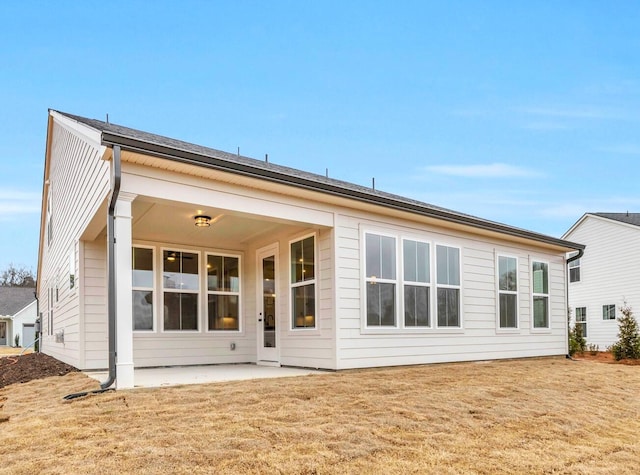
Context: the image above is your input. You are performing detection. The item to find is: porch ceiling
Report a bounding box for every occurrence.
[131,198,308,248]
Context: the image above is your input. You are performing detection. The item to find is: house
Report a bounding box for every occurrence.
[563,213,640,349]
[0,287,37,347]
[37,110,584,389]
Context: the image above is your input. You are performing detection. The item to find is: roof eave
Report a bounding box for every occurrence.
[100,131,584,253]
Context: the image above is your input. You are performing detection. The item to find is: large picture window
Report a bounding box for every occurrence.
[207,254,240,331]
[132,247,154,331]
[436,245,460,327]
[163,250,199,331]
[498,255,518,329]
[366,233,397,327]
[403,239,430,327]
[532,261,549,328]
[291,236,316,328]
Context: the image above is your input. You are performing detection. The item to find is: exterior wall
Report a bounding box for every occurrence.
[565,216,640,349]
[334,211,568,369]
[83,238,108,369]
[39,118,110,368]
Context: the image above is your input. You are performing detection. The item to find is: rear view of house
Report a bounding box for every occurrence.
[37,110,584,388]
[564,213,640,349]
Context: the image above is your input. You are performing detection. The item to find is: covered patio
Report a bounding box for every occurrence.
[86,363,324,389]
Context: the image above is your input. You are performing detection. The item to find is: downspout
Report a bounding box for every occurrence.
[101,145,121,390]
[565,248,584,359]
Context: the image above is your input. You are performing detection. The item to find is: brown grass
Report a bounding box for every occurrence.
[0,347,33,356]
[1,357,639,474]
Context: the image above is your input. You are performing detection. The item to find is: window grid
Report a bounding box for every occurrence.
[207,253,241,331]
[532,261,550,329]
[132,246,155,331]
[569,257,581,283]
[365,233,398,327]
[497,255,518,329]
[402,239,430,328]
[162,249,200,331]
[291,235,316,329]
[436,245,461,328]
[602,304,616,320]
[575,306,587,337]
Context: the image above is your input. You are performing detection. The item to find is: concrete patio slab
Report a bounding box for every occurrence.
[86,364,324,389]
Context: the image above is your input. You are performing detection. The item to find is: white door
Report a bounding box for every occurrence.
[257,244,279,364]
[23,324,36,347]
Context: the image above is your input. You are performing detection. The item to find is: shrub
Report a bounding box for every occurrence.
[568,307,586,357]
[610,303,640,361]
[586,343,599,355]
[14,333,20,347]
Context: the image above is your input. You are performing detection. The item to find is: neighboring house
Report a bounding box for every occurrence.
[563,213,640,349]
[37,110,584,389]
[0,287,37,347]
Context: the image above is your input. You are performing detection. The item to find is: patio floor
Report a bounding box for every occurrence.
[86,364,324,389]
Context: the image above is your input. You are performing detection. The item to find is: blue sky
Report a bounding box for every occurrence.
[1,1,640,274]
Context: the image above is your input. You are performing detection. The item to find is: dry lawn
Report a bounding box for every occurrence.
[1,357,639,474]
[0,347,32,356]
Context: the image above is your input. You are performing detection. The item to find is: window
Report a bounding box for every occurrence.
[568,255,581,283]
[403,239,430,327]
[291,236,316,328]
[532,261,549,328]
[575,307,587,337]
[603,304,616,320]
[69,246,76,290]
[365,233,396,327]
[436,245,460,327]
[46,186,53,246]
[207,254,240,331]
[163,250,199,330]
[498,256,518,328]
[132,247,154,331]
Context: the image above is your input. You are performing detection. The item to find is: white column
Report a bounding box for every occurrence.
[114,193,136,389]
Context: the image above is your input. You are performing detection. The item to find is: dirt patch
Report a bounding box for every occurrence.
[572,351,640,365]
[0,353,79,389]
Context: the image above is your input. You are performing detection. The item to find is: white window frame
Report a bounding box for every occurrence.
[435,243,462,329]
[568,253,581,283]
[575,306,587,337]
[364,231,399,328]
[531,259,551,331]
[496,254,519,331]
[289,233,318,331]
[602,304,616,320]
[206,251,242,332]
[161,247,201,332]
[401,237,431,328]
[68,243,77,293]
[46,185,53,246]
[132,245,156,332]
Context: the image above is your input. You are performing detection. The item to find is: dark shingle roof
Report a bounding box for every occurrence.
[0,287,36,316]
[52,110,584,251]
[592,213,640,227]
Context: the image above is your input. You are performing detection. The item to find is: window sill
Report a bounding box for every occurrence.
[495,328,521,334]
[530,327,552,334]
[360,327,465,335]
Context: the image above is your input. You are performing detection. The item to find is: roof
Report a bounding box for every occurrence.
[0,287,36,317]
[592,213,640,227]
[51,110,584,252]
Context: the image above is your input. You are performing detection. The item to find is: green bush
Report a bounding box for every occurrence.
[568,308,586,357]
[610,304,640,361]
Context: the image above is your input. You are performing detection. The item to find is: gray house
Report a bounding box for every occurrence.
[0,287,37,347]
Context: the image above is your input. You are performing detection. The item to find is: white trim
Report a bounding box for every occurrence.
[435,243,463,330]
[132,245,156,333]
[160,247,202,333]
[530,258,551,333]
[205,251,242,333]
[288,232,319,333]
[496,253,519,333]
[400,236,432,329]
[256,242,280,364]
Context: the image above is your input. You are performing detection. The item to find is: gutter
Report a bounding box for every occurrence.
[565,247,585,360]
[63,145,121,400]
[100,132,585,253]
[101,144,121,390]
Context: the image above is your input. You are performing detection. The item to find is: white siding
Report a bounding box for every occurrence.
[39,120,109,368]
[83,239,108,369]
[334,212,568,369]
[565,216,640,348]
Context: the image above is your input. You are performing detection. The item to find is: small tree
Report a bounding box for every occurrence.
[610,303,640,361]
[568,307,586,356]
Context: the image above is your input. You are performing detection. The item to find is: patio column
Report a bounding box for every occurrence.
[114,192,136,389]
